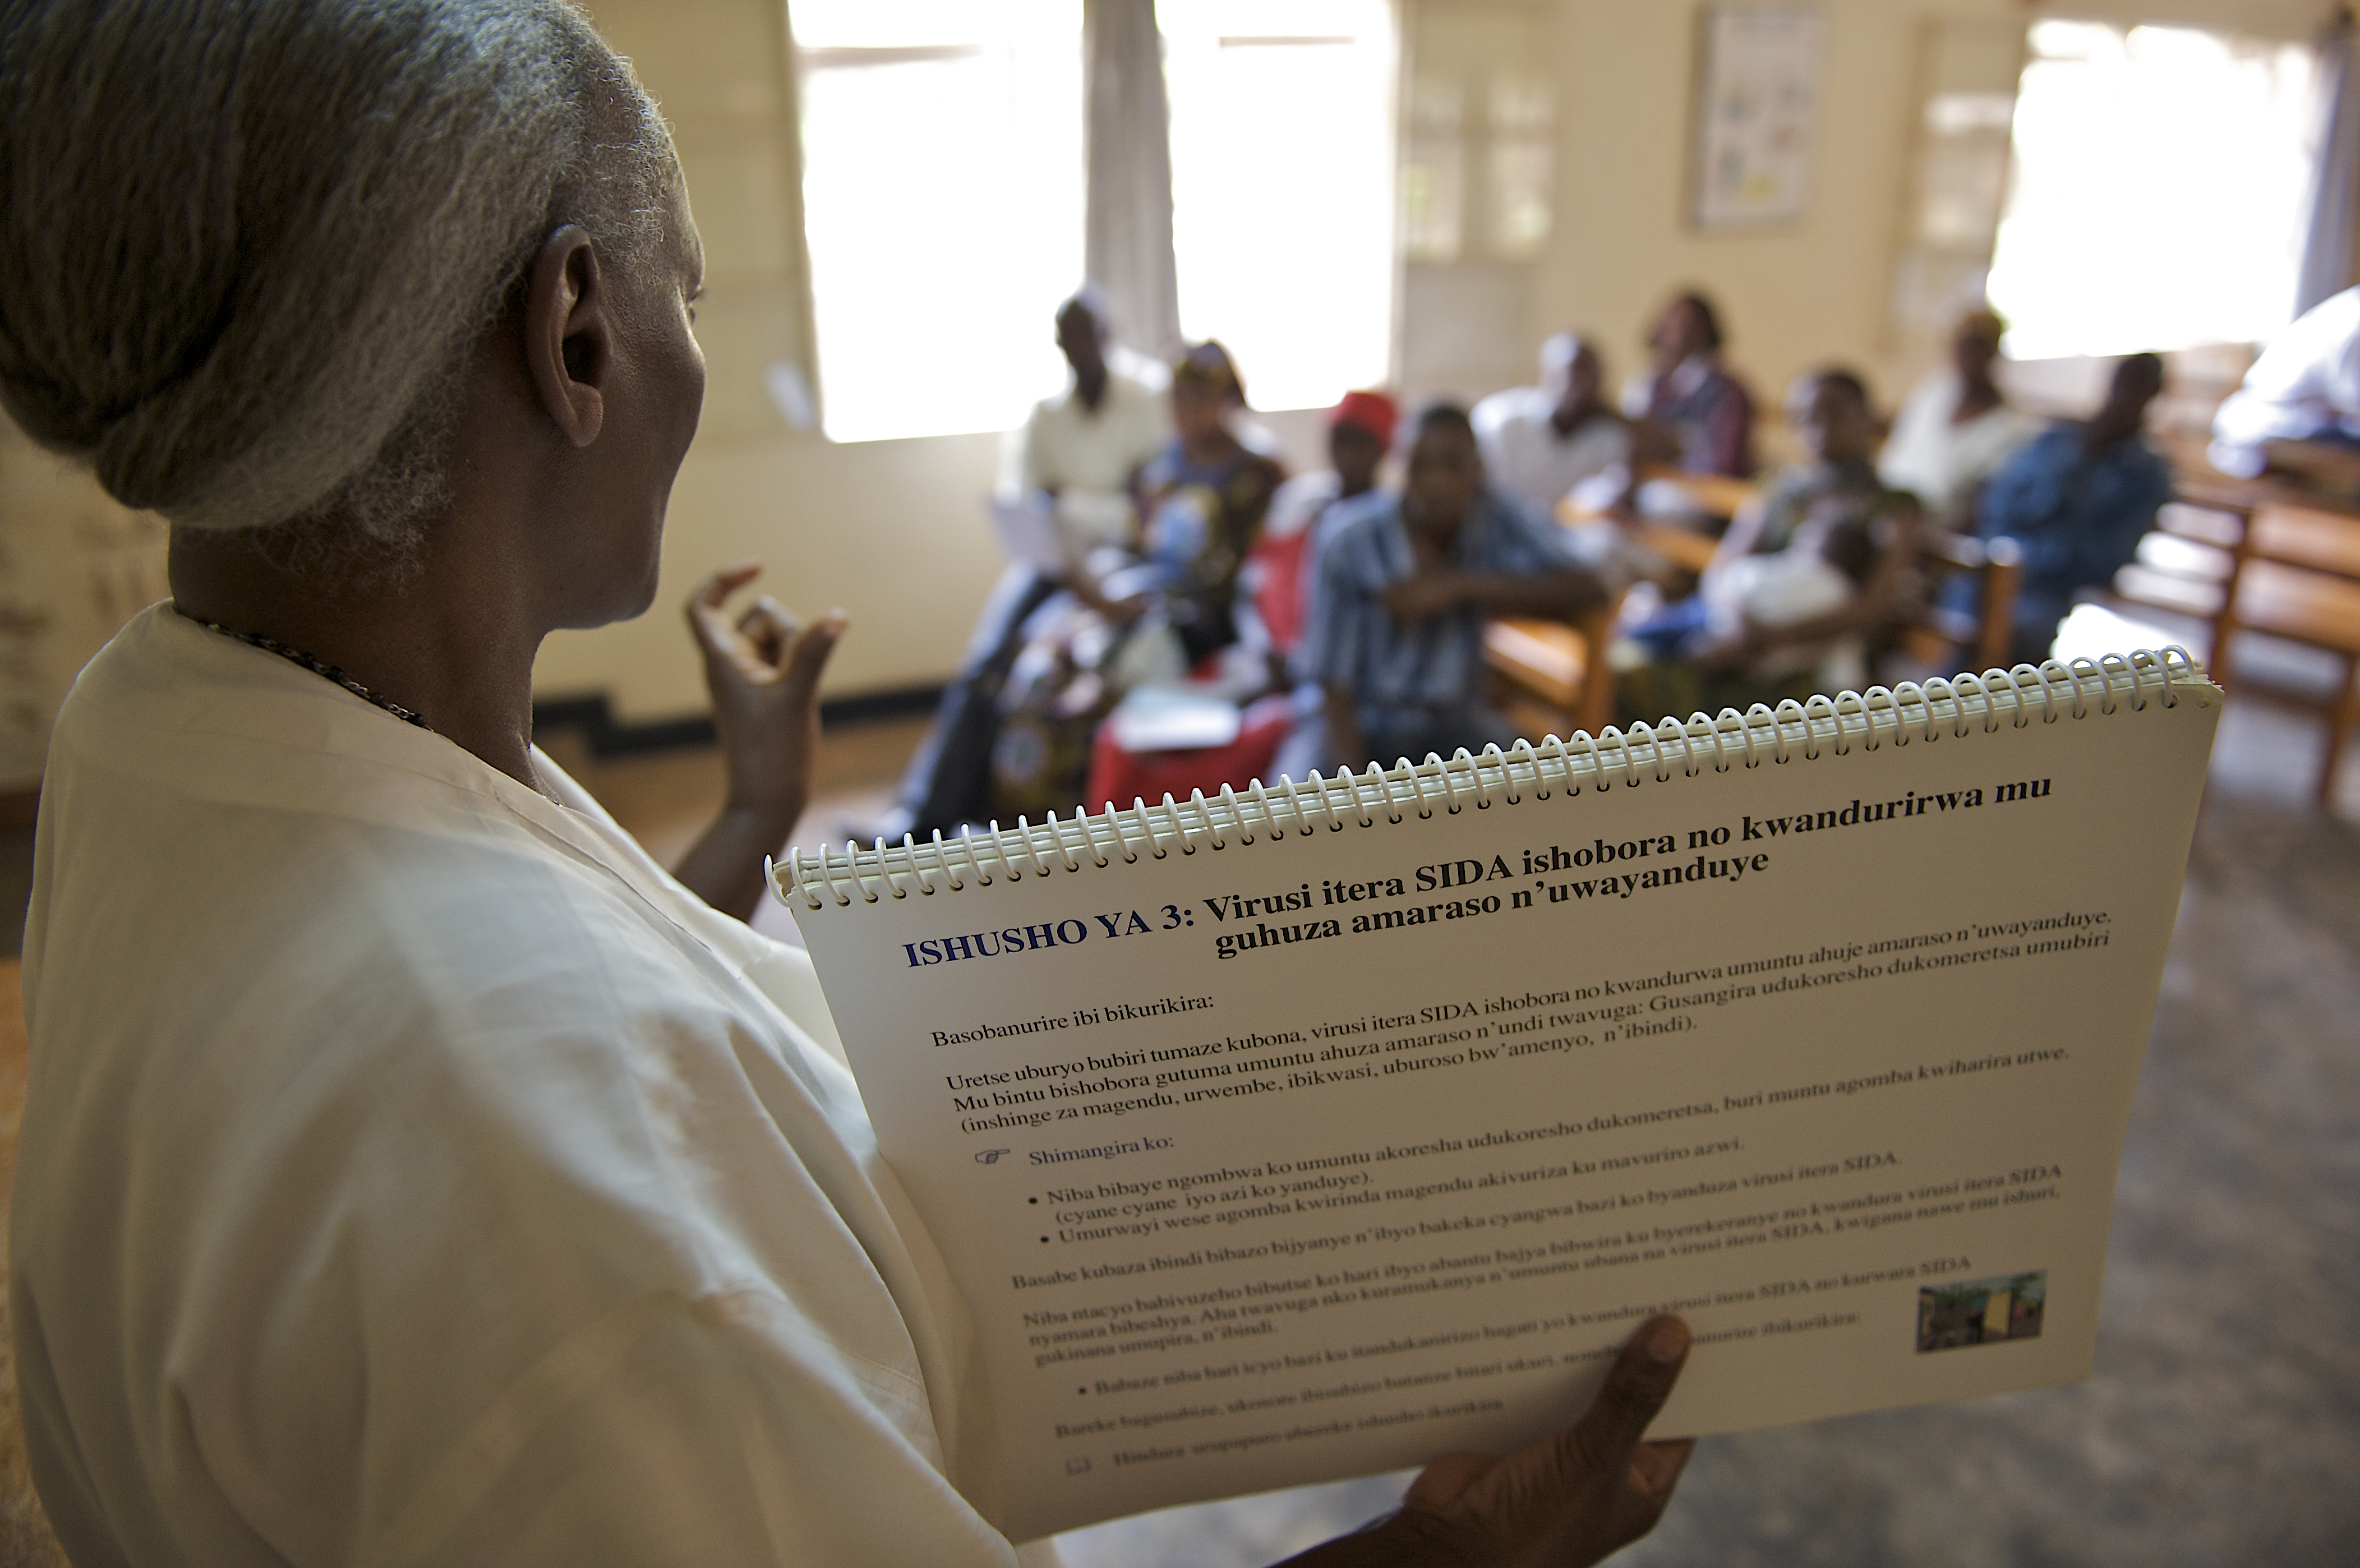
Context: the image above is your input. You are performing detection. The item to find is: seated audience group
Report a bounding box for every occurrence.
[896,287,2180,831]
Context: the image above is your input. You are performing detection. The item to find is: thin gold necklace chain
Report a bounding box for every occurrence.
[178,608,432,732]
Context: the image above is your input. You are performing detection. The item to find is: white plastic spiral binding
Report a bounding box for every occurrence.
[772,648,2210,911]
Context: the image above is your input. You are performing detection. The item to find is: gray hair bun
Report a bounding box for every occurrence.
[0,0,672,539]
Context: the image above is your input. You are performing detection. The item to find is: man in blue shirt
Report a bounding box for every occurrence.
[1972,352,2172,664]
[1285,403,1604,773]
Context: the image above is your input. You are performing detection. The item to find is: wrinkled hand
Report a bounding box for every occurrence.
[1380,570,1467,624]
[685,562,845,833]
[1280,1316,1694,1568]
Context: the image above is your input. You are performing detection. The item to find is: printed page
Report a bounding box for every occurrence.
[787,673,2218,1541]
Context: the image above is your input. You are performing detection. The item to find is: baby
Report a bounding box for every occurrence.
[1695,495,1880,670]
[1617,368,1913,709]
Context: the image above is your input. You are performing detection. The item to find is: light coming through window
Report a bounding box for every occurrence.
[792,1,1085,444]
[1987,21,2320,360]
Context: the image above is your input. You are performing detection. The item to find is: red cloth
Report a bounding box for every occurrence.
[1086,695,1294,813]
[1250,528,1313,654]
[1331,389,1398,448]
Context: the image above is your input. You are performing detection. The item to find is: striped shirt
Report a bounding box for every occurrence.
[1304,487,1579,731]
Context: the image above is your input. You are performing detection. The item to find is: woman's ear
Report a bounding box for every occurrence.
[523,224,608,448]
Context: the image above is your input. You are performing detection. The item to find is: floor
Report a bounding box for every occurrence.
[0,664,2353,1565]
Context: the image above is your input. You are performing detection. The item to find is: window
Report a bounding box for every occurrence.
[1884,19,2026,365]
[792,1,1084,443]
[792,1,1396,436]
[1400,65,1556,267]
[1486,72,1555,260]
[1158,0,1397,411]
[1400,76,1466,264]
[1986,21,2320,359]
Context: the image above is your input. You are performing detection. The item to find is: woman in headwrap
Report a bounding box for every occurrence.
[1623,290,1758,479]
[1261,389,1400,656]
[0,2,1691,1561]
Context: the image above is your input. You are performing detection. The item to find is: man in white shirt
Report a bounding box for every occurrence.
[1877,309,2039,528]
[1472,333,1632,523]
[1006,289,1172,554]
[2211,284,2360,486]
[0,3,1695,1562]
[885,294,1174,837]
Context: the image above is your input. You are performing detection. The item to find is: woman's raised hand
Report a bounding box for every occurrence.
[672,562,846,922]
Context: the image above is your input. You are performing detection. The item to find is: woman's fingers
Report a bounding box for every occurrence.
[1558,1316,1690,1479]
[685,570,828,685]
[686,564,764,658]
[728,596,844,691]
[1628,1437,1697,1505]
[1274,1321,1693,1567]
[680,567,844,730]
[1400,1451,1497,1512]
[696,561,763,607]
[737,595,799,667]
[784,612,848,694]
[1381,1315,1690,1566]
[757,612,845,708]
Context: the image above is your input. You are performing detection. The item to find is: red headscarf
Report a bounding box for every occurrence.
[1330,389,1399,449]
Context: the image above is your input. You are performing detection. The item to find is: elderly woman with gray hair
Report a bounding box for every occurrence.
[0,2,1691,1564]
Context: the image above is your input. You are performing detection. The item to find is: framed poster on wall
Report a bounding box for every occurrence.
[1690,6,1827,229]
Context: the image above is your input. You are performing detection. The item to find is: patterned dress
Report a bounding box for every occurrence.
[988,439,1281,819]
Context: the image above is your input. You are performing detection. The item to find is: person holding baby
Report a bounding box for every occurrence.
[1617,369,1919,722]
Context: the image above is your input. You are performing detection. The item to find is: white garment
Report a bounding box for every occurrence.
[2210,285,2360,477]
[1704,550,1855,637]
[11,606,1020,1567]
[1877,373,2039,518]
[1002,357,1172,551]
[1700,549,1865,689]
[1470,385,1631,520]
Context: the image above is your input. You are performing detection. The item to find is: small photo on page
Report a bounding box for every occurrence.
[1916,1271,2049,1353]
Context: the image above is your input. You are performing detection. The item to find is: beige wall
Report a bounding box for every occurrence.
[536,431,1002,717]
[1539,0,1920,416]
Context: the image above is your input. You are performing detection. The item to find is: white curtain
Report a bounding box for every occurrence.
[1084,0,1183,359]
[2297,11,2360,315]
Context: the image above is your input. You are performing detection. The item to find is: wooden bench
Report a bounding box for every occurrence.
[1472,478,1735,745]
[1888,531,2023,674]
[1486,472,2025,735]
[1482,603,1621,744]
[2110,479,2360,803]
[1471,473,1744,742]
[1560,473,2022,672]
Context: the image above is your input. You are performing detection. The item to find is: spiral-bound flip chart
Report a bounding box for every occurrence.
[775,653,2219,1541]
